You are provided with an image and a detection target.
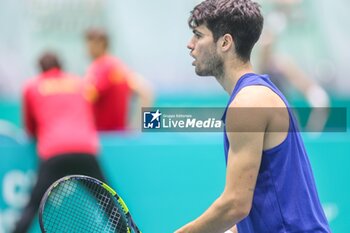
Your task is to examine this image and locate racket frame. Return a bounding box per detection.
[38,175,141,233]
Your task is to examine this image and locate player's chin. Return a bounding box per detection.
[195,67,211,77]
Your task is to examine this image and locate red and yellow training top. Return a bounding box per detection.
[23,68,99,160]
[85,54,132,131]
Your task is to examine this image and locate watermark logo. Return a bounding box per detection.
[143,109,162,129]
[142,108,223,132]
[142,107,347,133]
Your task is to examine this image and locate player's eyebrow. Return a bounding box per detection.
[193,29,204,36]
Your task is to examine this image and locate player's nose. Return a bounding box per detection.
[187,37,195,50]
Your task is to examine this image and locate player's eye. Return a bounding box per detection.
[194,33,201,39]
[192,30,202,39]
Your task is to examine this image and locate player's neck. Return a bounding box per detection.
[216,60,254,95]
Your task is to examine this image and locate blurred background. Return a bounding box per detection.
[0,0,349,232]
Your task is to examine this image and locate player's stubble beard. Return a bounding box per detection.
[195,45,224,79]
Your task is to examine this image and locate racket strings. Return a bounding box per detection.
[42,178,129,233]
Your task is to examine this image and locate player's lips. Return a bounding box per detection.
[190,53,196,66]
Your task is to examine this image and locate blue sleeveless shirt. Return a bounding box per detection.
[222,73,331,233]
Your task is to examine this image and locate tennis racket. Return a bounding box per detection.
[39,175,141,233]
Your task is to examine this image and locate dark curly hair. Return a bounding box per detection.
[189,0,263,62]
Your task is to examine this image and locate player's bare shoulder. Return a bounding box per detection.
[226,86,273,133]
[230,85,284,108]
[228,85,289,149]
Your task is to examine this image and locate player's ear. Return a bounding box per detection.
[220,34,233,52]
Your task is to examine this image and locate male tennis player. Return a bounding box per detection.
[175,0,331,232]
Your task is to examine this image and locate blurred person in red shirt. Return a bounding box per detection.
[85,28,154,131]
[12,52,106,233]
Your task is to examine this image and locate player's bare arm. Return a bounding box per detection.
[175,86,285,233]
